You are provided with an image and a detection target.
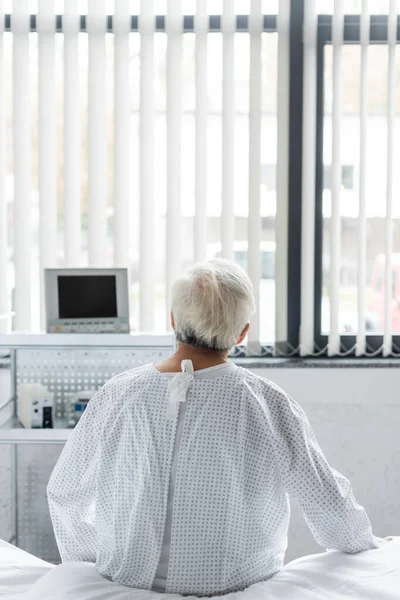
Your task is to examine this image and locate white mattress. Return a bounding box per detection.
[1,538,400,600]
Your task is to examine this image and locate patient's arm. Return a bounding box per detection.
[47,389,105,563]
[274,392,380,553]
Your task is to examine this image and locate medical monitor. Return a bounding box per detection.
[45,268,130,333]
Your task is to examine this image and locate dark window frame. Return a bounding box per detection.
[314,14,400,357]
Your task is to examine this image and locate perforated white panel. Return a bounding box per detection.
[17,444,63,562]
[16,347,172,420]
[0,444,13,543]
[11,346,172,561]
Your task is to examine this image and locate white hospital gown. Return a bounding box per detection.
[47,361,380,597]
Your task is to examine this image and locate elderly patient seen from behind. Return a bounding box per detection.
[47,259,386,597]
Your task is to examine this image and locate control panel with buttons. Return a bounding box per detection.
[48,319,130,334]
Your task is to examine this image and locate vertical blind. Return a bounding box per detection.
[114,0,130,272]
[246,0,263,355]
[221,0,235,263]
[356,0,369,357]
[38,0,57,331]
[194,0,207,265]
[0,2,290,350]
[300,0,400,357]
[275,0,290,351]
[12,0,32,332]
[165,0,183,330]
[383,0,398,357]
[139,0,155,332]
[300,0,317,356]
[87,0,107,268]
[64,0,81,269]
[328,0,344,357]
[0,2,6,331]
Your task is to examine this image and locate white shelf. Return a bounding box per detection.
[0,410,71,444]
[0,333,175,349]
[0,426,71,444]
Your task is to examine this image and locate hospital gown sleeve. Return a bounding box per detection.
[47,387,106,563]
[274,392,380,553]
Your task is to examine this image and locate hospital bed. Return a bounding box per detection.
[1,338,400,598]
[1,537,400,600]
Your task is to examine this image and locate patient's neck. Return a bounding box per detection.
[155,343,229,373]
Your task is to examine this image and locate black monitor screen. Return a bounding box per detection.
[58,275,117,319]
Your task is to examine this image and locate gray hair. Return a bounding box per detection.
[171,259,256,352]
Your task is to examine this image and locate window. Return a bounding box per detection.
[374,268,383,294]
[323,165,354,190]
[261,164,277,190]
[392,269,398,299]
[1,2,399,357]
[311,4,400,356]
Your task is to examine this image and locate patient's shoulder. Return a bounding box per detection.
[238,367,301,415]
[238,366,287,398]
[89,364,154,409]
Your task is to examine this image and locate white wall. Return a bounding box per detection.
[254,367,400,562]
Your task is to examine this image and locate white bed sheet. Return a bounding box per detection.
[0,540,53,598]
[2,538,400,600]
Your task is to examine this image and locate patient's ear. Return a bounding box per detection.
[170,312,175,330]
[236,323,250,345]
